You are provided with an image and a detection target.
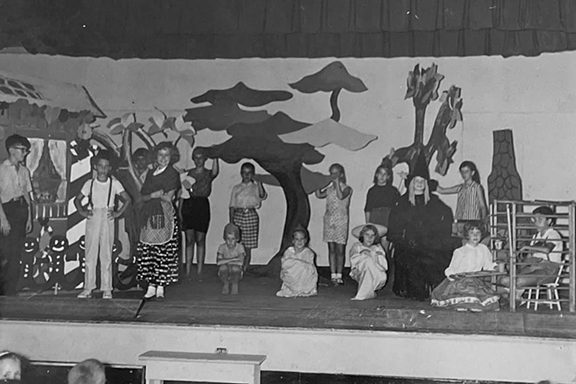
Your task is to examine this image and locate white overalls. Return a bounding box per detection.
[83,178,115,292]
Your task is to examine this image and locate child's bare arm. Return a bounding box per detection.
[437,184,461,194]
[74,193,92,218]
[211,158,220,177]
[160,189,176,202]
[111,191,131,219]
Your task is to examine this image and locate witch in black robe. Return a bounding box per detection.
[388,154,458,300]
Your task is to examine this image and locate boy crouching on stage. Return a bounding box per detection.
[74,151,130,299]
[217,223,245,295]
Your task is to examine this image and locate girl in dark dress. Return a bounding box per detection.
[388,154,457,300]
[179,148,219,280]
[137,142,181,300]
[364,165,400,227]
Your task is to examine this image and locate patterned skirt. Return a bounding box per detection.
[136,217,180,287]
[431,277,500,311]
[323,213,349,245]
[232,209,259,249]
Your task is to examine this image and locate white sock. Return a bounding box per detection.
[145,285,156,297]
[156,286,165,297]
[335,273,342,279]
[331,273,337,280]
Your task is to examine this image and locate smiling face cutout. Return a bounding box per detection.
[23,237,39,254]
[49,235,69,253]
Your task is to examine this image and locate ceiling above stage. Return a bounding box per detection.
[1,0,576,59]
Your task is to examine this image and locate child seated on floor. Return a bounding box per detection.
[276,227,318,298]
[499,206,564,301]
[349,224,388,300]
[217,223,245,295]
[431,221,500,312]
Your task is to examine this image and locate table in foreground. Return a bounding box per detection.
[139,350,266,384]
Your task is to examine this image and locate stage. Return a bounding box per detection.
[1,268,576,383]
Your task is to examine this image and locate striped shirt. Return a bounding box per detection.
[455,181,486,221]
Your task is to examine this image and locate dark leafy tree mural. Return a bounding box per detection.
[382,63,463,176]
[185,63,376,274]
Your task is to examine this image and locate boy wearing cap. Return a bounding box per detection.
[0,134,33,296]
[500,206,564,300]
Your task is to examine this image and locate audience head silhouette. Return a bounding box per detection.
[68,359,106,384]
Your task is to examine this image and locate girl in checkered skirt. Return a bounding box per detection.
[229,162,267,270]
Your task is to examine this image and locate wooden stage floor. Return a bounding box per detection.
[2,267,576,340]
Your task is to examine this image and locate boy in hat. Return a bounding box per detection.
[0,134,33,296]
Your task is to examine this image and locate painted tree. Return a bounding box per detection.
[383,64,463,176]
[185,67,376,273]
[289,61,368,122]
[107,109,195,190]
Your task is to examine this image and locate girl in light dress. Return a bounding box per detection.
[349,224,388,300]
[277,228,318,298]
[315,163,352,286]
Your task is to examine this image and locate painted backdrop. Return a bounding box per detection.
[1,52,575,265]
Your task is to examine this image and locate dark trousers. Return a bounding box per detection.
[0,200,28,295]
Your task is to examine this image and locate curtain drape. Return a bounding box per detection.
[2,0,576,59]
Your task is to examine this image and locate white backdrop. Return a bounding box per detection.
[1,52,576,265]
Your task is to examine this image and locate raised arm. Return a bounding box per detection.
[211,158,220,178]
[436,184,462,195]
[334,180,352,200]
[256,180,267,200]
[315,183,329,199]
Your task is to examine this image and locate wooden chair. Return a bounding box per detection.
[526,263,566,311]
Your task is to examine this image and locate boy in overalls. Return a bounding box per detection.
[74,151,130,299]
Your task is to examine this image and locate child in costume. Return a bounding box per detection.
[217,223,245,295]
[349,224,388,300]
[75,151,130,299]
[277,227,318,298]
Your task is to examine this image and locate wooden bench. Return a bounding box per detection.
[139,350,266,384]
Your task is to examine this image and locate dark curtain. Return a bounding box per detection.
[1,0,576,59]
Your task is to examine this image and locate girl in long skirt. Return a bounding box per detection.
[137,142,181,300]
[431,222,500,311]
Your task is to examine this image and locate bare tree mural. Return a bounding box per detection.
[383,64,463,176]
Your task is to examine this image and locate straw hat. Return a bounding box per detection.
[351,223,388,238]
